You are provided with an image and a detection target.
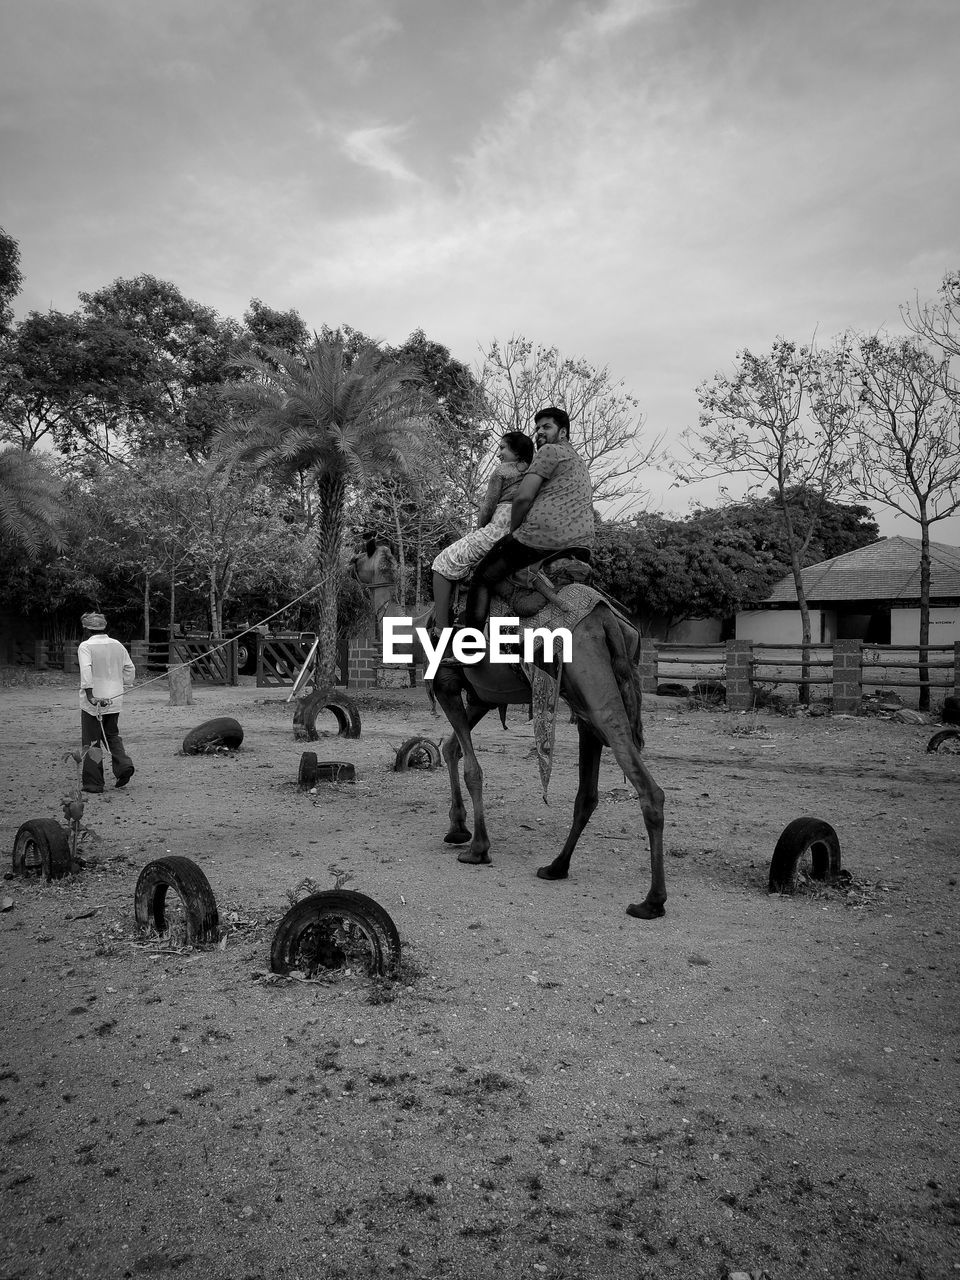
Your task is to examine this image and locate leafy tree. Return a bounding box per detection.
[476,335,660,508]
[688,490,879,580]
[0,227,23,333]
[243,299,310,361]
[76,275,243,458]
[679,337,856,700]
[594,512,778,636]
[848,334,960,709]
[217,336,427,683]
[0,309,158,454]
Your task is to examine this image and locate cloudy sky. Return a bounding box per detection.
[3,0,958,539]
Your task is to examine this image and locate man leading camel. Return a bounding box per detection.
[459,406,595,635]
[78,611,136,793]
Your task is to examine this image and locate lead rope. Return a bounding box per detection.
[123,571,336,696]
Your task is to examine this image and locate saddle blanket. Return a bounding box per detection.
[491,583,609,801]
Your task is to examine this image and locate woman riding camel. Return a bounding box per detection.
[431,430,535,631]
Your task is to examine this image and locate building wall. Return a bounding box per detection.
[735,609,824,644]
[890,606,960,646]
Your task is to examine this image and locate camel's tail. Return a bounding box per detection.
[602,608,644,753]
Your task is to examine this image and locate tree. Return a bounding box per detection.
[242,299,309,362]
[688,490,880,578]
[476,335,660,509]
[352,329,488,607]
[0,446,63,557]
[0,227,23,333]
[76,275,243,458]
[594,511,778,636]
[848,334,960,709]
[217,336,427,683]
[679,337,856,701]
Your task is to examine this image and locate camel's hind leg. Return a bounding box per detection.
[565,613,666,919]
[436,689,492,864]
[617,746,666,920]
[603,726,665,918]
[537,723,602,881]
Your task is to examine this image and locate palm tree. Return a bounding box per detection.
[218,336,427,684]
[0,446,63,556]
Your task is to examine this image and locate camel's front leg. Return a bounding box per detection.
[537,723,602,881]
[434,680,492,864]
[441,728,470,845]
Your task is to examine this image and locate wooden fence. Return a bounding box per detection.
[7,632,959,711]
[640,639,960,712]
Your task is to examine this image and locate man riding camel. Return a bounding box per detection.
[459,406,595,635]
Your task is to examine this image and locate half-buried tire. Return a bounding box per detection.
[298,751,319,788]
[271,890,401,977]
[768,816,843,895]
[294,689,361,741]
[394,736,442,772]
[927,728,960,754]
[182,717,244,755]
[134,856,219,945]
[12,819,72,881]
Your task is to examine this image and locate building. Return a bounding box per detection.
[736,537,960,645]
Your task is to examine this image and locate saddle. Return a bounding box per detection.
[496,548,594,618]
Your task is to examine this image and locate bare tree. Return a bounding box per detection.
[848,333,960,710]
[476,335,660,510]
[903,269,960,364]
[678,337,856,702]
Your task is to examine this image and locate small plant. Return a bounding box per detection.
[284,875,324,907]
[60,742,102,866]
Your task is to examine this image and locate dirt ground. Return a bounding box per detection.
[0,672,958,1280]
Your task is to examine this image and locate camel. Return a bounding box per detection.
[431,590,666,920]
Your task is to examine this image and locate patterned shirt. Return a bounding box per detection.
[514,441,595,551]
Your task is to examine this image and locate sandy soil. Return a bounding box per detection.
[0,673,958,1280]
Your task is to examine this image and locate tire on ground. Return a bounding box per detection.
[12,819,72,881]
[298,751,319,788]
[270,889,401,977]
[181,717,244,755]
[294,689,361,741]
[927,728,960,754]
[315,761,356,783]
[134,855,220,944]
[394,736,442,772]
[768,816,843,894]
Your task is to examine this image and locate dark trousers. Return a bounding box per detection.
[81,710,134,791]
[461,534,551,631]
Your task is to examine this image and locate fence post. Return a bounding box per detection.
[725,640,754,710]
[953,641,960,700]
[129,640,148,673]
[34,640,47,671]
[831,639,862,714]
[167,663,193,705]
[637,637,658,694]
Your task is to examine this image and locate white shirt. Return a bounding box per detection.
[78,634,136,712]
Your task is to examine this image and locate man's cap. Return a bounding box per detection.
[81,612,107,631]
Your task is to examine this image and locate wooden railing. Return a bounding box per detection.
[638,639,960,712]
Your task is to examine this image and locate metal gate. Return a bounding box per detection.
[256,633,347,687]
[170,637,239,686]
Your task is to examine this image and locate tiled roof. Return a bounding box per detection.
[762,537,960,603]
